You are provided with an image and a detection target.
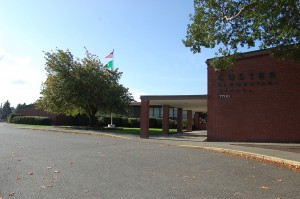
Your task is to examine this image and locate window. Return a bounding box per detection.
[153,107,161,118]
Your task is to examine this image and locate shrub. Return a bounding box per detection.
[7,113,20,123]
[149,118,157,128]
[121,117,129,127]
[113,117,123,126]
[76,114,89,126]
[182,119,188,129]
[128,118,140,127]
[98,116,124,127]
[12,116,51,125]
[156,118,162,128]
[98,116,110,127]
[169,119,177,129]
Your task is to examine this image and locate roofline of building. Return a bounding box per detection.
[205,48,271,64]
[140,95,207,101]
[130,102,142,106]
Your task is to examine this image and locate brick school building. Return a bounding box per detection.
[207,49,300,142]
[139,49,300,143]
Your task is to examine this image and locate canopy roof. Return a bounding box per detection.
[140,95,207,112]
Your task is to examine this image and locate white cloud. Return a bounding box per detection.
[11,80,26,85]
[0,48,45,107]
[129,88,148,102]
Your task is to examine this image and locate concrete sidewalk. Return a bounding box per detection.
[14,125,300,171]
[147,131,300,170]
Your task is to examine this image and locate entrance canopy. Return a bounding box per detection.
[140,95,207,112]
[139,95,208,138]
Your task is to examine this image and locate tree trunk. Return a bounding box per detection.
[88,114,97,127]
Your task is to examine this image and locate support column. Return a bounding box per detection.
[187,110,193,132]
[140,100,150,138]
[162,104,169,135]
[177,108,183,133]
[194,112,200,130]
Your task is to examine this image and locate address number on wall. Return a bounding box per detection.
[219,94,231,99]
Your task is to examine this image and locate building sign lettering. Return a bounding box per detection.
[216,71,278,97]
[219,94,231,99]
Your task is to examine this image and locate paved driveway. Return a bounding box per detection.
[1,125,299,199]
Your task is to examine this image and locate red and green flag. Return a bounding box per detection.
[105,51,114,59]
[104,50,114,69]
[105,60,113,69]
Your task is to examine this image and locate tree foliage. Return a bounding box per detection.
[2,100,12,119]
[37,49,133,126]
[183,0,300,70]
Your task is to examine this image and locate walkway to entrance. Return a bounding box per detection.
[139,95,207,138]
[152,130,208,142]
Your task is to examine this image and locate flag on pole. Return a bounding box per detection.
[105,51,114,59]
[105,60,113,69]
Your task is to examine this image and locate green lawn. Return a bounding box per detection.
[13,124,177,136]
[101,127,178,136]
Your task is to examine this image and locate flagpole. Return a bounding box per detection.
[110,113,113,125]
[109,49,115,128]
[112,49,115,69]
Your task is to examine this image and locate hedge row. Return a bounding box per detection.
[98,117,141,127]
[7,114,187,128]
[98,117,181,128]
[7,113,20,123]
[11,116,51,125]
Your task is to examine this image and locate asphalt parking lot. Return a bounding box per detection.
[1,125,299,199]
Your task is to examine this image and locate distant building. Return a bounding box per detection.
[17,105,83,126]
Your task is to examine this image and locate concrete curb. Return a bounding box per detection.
[18,127,132,140]
[179,145,300,171]
[57,129,133,140]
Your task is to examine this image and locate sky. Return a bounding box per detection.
[0,0,218,107]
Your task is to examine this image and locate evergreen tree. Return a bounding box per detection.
[2,100,12,120]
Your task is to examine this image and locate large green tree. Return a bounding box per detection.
[183,0,300,70]
[37,49,133,126]
[2,100,12,120]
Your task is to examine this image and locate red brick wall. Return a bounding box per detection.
[19,108,56,121]
[162,105,170,135]
[140,100,150,138]
[207,53,300,142]
[19,107,77,126]
[194,112,200,130]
